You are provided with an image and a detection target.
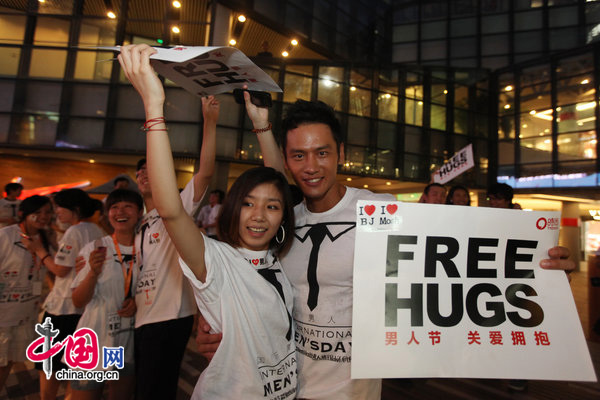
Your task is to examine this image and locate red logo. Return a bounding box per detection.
[152,233,159,239]
[252,259,259,266]
[364,205,376,216]
[386,204,398,215]
[536,218,547,230]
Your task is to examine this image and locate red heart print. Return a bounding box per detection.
[364,205,375,216]
[152,233,159,238]
[13,294,19,299]
[386,204,398,215]
[66,245,72,250]
[252,259,259,265]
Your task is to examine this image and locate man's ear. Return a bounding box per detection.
[338,142,345,165]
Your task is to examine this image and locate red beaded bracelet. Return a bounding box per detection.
[252,122,272,134]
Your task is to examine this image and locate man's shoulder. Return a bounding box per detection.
[346,187,395,202]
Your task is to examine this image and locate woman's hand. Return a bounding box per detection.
[243,85,269,130]
[118,44,165,114]
[88,247,107,277]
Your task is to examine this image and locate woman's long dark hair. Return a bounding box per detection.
[217,167,295,256]
[19,195,52,253]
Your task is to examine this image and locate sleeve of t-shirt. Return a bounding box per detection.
[54,227,81,268]
[71,242,94,290]
[178,235,225,332]
[180,178,203,216]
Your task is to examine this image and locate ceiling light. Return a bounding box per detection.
[363,184,369,188]
[504,85,513,92]
[229,39,236,45]
[107,11,116,19]
[346,177,352,181]
[172,26,180,33]
[386,182,391,186]
[282,51,289,57]
[504,104,511,109]
[350,86,356,91]
[291,39,298,46]
[172,1,181,8]
[238,15,246,22]
[581,79,589,85]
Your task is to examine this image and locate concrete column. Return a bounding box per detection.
[209,3,232,46]
[559,201,581,271]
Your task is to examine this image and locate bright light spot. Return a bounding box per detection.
[107,11,116,19]
[172,26,180,33]
[291,39,298,46]
[581,78,589,84]
[172,1,181,8]
[386,182,391,186]
[504,85,513,92]
[576,101,596,111]
[282,51,289,57]
[346,177,352,181]
[544,139,551,144]
[530,110,536,115]
[237,15,246,22]
[522,124,528,128]
[363,184,368,188]
[89,159,95,164]
[350,86,356,91]
[504,104,511,109]
[229,39,236,45]
[443,90,448,94]
[384,93,391,99]
[322,79,334,88]
[418,101,423,106]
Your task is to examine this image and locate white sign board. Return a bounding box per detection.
[352,201,596,382]
[432,144,474,184]
[99,46,281,96]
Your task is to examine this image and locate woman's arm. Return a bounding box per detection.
[21,235,71,277]
[193,97,219,203]
[118,44,207,282]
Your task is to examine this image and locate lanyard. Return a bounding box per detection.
[111,234,135,299]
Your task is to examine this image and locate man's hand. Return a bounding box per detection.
[540,246,575,281]
[202,95,220,124]
[196,313,222,361]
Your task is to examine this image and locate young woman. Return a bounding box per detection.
[445,185,471,206]
[70,189,142,400]
[0,195,54,391]
[118,44,298,399]
[34,189,105,399]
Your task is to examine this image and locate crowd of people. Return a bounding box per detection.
[0,43,577,400]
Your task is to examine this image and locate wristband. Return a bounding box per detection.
[41,254,50,264]
[252,122,272,134]
[141,117,168,132]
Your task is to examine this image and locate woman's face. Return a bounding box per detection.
[24,203,53,232]
[55,206,77,224]
[237,183,284,251]
[451,189,470,206]
[108,201,141,234]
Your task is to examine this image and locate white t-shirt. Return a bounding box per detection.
[179,237,297,400]
[196,204,221,236]
[71,236,138,370]
[134,179,198,328]
[44,222,104,315]
[0,198,21,228]
[282,187,394,399]
[0,224,46,327]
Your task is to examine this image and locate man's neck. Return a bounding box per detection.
[114,230,135,246]
[305,184,347,213]
[143,195,155,212]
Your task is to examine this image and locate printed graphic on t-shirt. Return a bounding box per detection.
[136,266,157,305]
[258,349,297,400]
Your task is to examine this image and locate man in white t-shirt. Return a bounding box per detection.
[0,183,23,228]
[199,99,577,399]
[195,189,223,238]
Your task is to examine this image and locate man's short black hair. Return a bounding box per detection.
[424,182,444,195]
[5,182,23,194]
[487,182,514,202]
[114,176,129,187]
[136,158,147,171]
[280,100,342,155]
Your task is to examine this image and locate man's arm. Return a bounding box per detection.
[196,312,222,361]
[192,96,219,203]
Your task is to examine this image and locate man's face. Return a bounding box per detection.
[488,194,510,208]
[284,123,344,211]
[136,164,150,195]
[424,186,446,204]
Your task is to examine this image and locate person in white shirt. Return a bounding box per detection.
[196,189,224,239]
[0,183,23,228]
[0,195,53,392]
[118,44,298,399]
[31,189,105,399]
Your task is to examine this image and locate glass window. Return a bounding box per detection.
[404,125,422,153]
[0,47,20,76]
[345,145,366,174]
[241,131,263,162]
[557,103,596,133]
[421,21,447,40]
[60,119,105,149]
[11,115,58,146]
[422,2,448,19]
[318,78,343,111]
[474,112,489,137]
[521,65,550,86]
[29,49,67,78]
[70,85,108,117]
[217,95,242,127]
[454,109,469,134]
[431,82,447,105]
[377,121,396,150]
[169,123,201,154]
[165,89,202,122]
[451,37,476,58]
[0,115,9,143]
[111,121,146,151]
[377,92,398,122]
[482,34,509,56]
[482,56,509,70]
[254,0,284,22]
[422,40,446,60]
[451,1,477,16]
[312,20,332,48]
[450,17,476,37]
[405,99,423,126]
[498,89,514,115]
[520,83,551,113]
[392,43,417,63]
[482,14,509,34]
[514,31,544,53]
[393,24,418,42]
[404,153,424,180]
[283,73,312,103]
[405,73,423,99]
[549,6,578,27]
[498,140,515,165]
[454,85,468,109]
[349,87,371,117]
[74,51,114,81]
[79,19,118,46]
[0,13,26,44]
[116,87,146,119]
[556,160,597,182]
[519,112,552,138]
[33,17,70,46]
[215,127,238,158]
[557,75,594,105]
[347,116,370,146]
[0,81,14,111]
[286,4,309,34]
[520,136,552,163]
[37,0,73,15]
[499,115,515,139]
[550,27,578,51]
[482,0,510,13]
[431,104,446,131]
[377,149,395,176]
[557,53,593,79]
[454,135,469,153]
[25,82,62,113]
[557,131,597,160]
[351,69,372,89]
[514,10,542,31]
